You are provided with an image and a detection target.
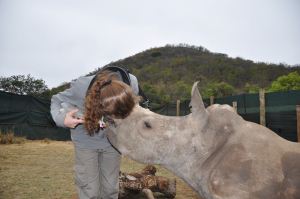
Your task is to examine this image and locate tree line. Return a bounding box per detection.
[1,71,299,105]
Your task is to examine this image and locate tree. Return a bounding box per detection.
[173,81,192,100]
[244,83,260,93]
[202,82,235,98]
[268,71,300,92]
[142,83,162,104]
[0,74,48,97]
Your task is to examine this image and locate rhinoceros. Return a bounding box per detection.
[107,82,300,199]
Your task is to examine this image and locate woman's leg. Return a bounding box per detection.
[74,147,101,199]
[99,145,121,199]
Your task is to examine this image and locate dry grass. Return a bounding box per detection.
[0,140,200,199]
[0,132,26,144]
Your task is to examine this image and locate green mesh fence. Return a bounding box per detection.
[152,90,300,142]
[0,91,70,140]
[0,90,299,141]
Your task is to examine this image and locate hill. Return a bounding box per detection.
[86,44,300,104]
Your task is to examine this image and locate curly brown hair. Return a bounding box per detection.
[84,70,139,135]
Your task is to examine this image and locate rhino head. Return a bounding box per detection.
[107,82,300,199]
[107,82,238,190]
[107,82,209,163]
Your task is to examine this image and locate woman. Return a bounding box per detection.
[51,69,139,199]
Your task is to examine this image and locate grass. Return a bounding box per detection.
[0,131,26,144]
[0,140,201,199]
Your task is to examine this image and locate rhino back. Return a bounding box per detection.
[200,106,300,199]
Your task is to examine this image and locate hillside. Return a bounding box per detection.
[86,44,300,104]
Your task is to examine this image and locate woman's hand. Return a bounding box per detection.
[64,109,84,128]
[99,116,107,130]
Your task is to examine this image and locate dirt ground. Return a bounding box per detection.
[0,140,201,199]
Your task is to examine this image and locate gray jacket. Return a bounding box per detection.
[50,73,139,149]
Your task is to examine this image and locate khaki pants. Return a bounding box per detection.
[74,145,121,199]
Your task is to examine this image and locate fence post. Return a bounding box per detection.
[232,101,237,113]
[210,96,214,105]
[166,103,169,115]
[297,105,300,142]
[259,89,266,126]
[176,100,180,116]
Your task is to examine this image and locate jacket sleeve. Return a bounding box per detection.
[50,80,79,128]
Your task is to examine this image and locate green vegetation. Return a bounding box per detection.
[267,71,300,92]
[0,75,48,98]
[104,44,300,103]
[244,83,260,93]
[0,74,70,99]
[202,82,235,98]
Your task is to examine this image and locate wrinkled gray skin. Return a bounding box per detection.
[107,82,300,199]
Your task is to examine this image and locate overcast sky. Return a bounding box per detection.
[0,0,299,88]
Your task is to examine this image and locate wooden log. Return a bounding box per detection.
[176,100,180,116]
[232,101,237,113]
[297,105,300,143]
[210,96,214,105]
[259,89,266,126]
[119,165,176,199]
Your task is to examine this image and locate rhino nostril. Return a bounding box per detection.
[144,121,152,129]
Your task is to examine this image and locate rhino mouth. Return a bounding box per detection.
[104,115,121,140]
[103,115,117,128]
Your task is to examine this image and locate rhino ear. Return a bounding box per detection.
[190,82,207,117]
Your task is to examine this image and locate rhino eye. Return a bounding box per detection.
[144,121,152,129]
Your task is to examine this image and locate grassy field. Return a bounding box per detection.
[0,140,201,199]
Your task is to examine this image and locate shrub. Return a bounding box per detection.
[0,131,26,144]
[268,71,300,92]
[41,138,51,144]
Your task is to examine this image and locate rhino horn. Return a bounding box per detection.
[190,82,208,118]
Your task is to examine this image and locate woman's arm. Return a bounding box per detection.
[50,78,86,128]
